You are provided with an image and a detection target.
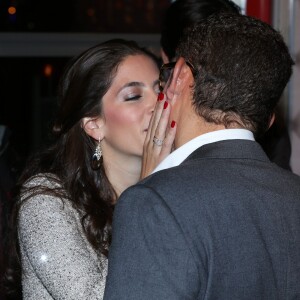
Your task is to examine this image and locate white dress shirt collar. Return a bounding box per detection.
[152,129,254,174]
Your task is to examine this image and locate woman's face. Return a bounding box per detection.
[100,54,160,158]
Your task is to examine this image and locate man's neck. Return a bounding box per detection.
[174,115,226,149]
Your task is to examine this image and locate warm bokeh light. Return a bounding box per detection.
[8,6,16,15]
[43,64,53,77]
[87,8,95,17]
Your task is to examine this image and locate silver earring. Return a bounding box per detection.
[92,139,102,169]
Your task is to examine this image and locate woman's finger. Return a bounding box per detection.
[159,120,176,158]
[144,93,162,146]
[152,100,170,151]
[141,100,176,179]
[148,92,165,141]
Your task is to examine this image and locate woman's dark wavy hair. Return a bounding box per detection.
[2,39,158,299]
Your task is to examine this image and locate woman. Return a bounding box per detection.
[5,39,175,299]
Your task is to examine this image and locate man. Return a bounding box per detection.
[160,0,292,171]
[104,13,300,299]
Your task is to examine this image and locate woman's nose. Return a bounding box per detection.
[148,92,158,112]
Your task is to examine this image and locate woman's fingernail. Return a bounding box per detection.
[163,101,168,109]
[158,92,164,101]
[171,120,176,128]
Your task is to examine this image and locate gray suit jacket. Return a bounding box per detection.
[104,140,300,300]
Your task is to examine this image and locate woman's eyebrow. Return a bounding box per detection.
[118,81,145,93]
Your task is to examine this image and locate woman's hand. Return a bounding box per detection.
[140,92,176,179]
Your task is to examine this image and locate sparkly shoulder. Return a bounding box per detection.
[18,174,107,299]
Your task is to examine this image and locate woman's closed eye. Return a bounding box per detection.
[125,94,142,101]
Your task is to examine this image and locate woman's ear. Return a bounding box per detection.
[81,117,104,141]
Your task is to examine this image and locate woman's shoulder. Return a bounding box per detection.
[19,173,68,211]
[23,173,61,189]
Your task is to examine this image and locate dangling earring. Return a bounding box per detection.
[91,138,102,170]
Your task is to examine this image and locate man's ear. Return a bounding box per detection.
[166,57,192,99]
[269,113,275,129]
[81,117,104,141]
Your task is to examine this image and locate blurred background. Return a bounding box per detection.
[0,0,299,175]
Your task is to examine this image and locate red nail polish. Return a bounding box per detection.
[163,101,168,109]
[171,120,176,128]
[158,92,164,101]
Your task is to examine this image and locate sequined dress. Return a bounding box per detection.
[18,175,107,299]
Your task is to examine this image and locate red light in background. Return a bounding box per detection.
[43,64,53,77]
[246,0,272,24]
[8,6,16,15]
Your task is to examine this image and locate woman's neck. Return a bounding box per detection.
[102,153,142,200]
